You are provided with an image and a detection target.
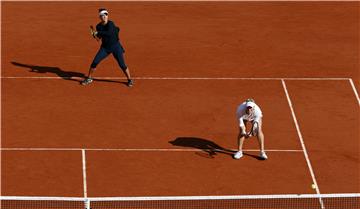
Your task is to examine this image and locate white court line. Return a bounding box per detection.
[2,193,360,201]
[0,76,351,81]
[0,148,302,152]
[81,149,88,199]
[281,80,324,209]
[349,79,360,106]
[0,0,356,2]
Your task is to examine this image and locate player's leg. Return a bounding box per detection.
[234,121,248,159]
[112,44,133,87]
[252,119,267,159]
[82,47,109,85]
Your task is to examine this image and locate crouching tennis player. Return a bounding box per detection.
[81,8,133,87]
[234,99,268,160]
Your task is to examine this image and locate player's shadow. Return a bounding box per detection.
[169,137,265,160]
[11,61,128,86]
[11,61,85,82]
[169,137,235,158]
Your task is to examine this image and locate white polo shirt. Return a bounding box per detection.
[236,102,263,127]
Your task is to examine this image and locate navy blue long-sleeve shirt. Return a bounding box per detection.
[96,20,124,51]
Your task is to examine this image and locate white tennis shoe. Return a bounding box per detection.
[81,77,93,86]
[234,151,243,159]
[260,151,268,160]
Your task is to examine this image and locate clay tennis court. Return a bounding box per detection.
[1,1,359,209]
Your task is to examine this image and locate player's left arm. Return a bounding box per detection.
[248,121,257,137]
[248,106,262,137]
[249,116,261,137]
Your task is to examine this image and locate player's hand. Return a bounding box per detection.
[90,25,100,41]
[90,29,97,37]
[91,30,98,37]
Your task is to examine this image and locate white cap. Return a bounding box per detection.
[99,10,108,16]
[246,101,256,108]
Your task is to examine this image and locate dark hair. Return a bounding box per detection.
[98,8,107,13]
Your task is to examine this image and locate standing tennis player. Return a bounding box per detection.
[234,99,268,160]
[81,8,133,87]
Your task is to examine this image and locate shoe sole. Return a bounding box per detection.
[234,154,243,159]
[260,156,268,160]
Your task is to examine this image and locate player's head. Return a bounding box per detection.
[245,99,255,114]
[245,98,255,103]
[98,8,109,22]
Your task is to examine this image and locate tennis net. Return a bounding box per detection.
[1,193,359,209]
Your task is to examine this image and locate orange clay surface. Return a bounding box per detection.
[1,1,359,198]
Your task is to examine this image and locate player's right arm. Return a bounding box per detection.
[90,25,100,41]
[239,117,247,137]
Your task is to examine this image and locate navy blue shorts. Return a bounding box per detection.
[90,42,127,70]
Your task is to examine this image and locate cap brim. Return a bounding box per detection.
[246,102,255,108]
